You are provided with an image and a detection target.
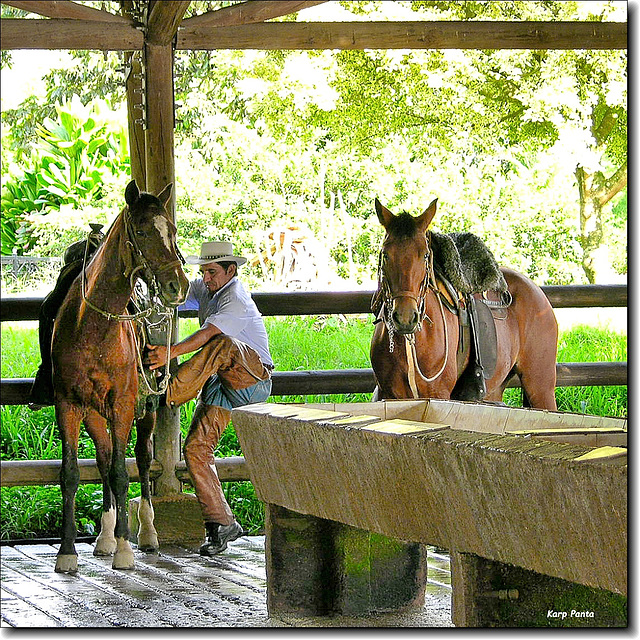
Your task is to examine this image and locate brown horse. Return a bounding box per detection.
[370,199,558,408]
[51,180,189,573]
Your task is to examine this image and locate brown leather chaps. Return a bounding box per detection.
[170,334,270,525]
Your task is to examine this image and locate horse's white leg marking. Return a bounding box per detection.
[55,554,78,574]
[137,498,159,551]
[112,536,135,570]
[153,215,173,251]
[93,507,117,556]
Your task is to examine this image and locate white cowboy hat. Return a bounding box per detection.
[185,241,247,266]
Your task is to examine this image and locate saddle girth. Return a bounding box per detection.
[434,272,511,402]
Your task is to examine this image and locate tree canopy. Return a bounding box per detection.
[1,0,627,287]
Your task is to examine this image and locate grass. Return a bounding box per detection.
[0,317,627,539]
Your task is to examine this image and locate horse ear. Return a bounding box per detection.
[125,180,140,207]
[374,198,395,228]
[157,183,173,208]
[417,198,438,232]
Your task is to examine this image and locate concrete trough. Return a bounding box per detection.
[232,399,626,623]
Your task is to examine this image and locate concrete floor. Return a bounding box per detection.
[1,536,453,628]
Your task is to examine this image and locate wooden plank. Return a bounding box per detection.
[1,565,111,627]
[1,0,131,22]
[182,1,327,28]
[0,457,249,487]
[523,432,626,448]
[1,585,65,628]
[506,426,627,448]
[0,361,628,409]
[0,458,162,487]
[543,283,628,307]
[146,0,190,46]
[177,20,627,51]
[0,18,143,50]
[0,540,273,628]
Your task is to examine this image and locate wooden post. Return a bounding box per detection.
[122,1,146,189]
[144,42,175,194]
[125,49,147,189]
[143,40,181,496]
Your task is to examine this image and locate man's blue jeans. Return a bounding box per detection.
[201,374,272,410]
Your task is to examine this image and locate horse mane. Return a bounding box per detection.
[387,212,422,238]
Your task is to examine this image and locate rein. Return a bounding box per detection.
[80,212,182,396]
[377,236,450,395]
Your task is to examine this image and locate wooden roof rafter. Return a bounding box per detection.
[1,0,130,22]
[181,1,326,29]
[146,0,190,46]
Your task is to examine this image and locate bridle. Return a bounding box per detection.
[377,232,450,394]
[80,209,186,396]
[81,210,184,321]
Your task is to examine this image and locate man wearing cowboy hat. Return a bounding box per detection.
[145,240,273,556]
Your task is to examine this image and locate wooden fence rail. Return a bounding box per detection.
[0,285,627,490]
[0,285,628,322]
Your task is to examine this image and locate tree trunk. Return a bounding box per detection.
[575,161,626,284]
[576,167,604,284]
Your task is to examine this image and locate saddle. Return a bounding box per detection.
[430,231,511,401]
[29,225,105,408]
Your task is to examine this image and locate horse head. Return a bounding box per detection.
[124,180,189,307]
[375,198,438,334]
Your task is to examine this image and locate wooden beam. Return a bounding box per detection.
[0,361,627,407]
[1,17,625,52]
[0,456,249,487]
[0,18,143,50]
[177,20,627,51]
[181,0,327,28]
[146,0,190,46]
[122,2,146,188]
[143,40,180,496]
[0,0,131,22]
[143,44,176,201]
[0,285,628,323]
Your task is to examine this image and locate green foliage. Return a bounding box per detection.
[1,98,129,255]
[1,0,627,282]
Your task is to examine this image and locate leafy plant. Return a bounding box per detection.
[1,98,128,255]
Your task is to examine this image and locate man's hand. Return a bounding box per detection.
[145,344,168,370]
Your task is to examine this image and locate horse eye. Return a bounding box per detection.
[136,229,146,238]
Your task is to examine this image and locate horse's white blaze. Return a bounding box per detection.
[153,215,173,251]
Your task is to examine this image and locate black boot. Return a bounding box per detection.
[199,521,244,556]
[28,365,55,409]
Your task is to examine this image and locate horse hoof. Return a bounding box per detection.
[112,553,135,570]
[137,541,159,553]
[55,554,78,574]
[112,538,135,569]
[93,536,117,557]
[137,531,159,552]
